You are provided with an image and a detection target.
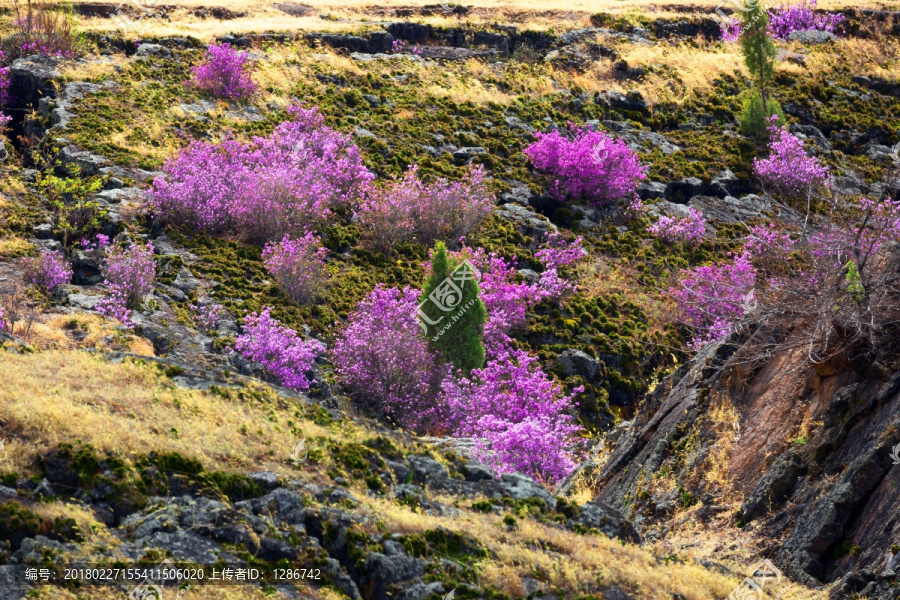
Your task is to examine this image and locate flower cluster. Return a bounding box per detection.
[768,0,845,39]
[391,39,422,55]
[669,252,757,349]
[22,250,72,293]
[754,118,830,197]
[190,43,256,100]
[357,164,494,254]
[96,242,156,326]
[440,350,583,483]
[262,233,328,305]
[524,124,646,203]
[148,105,373,243]
[234,308,325,391]
[80,233,111,252]
[191,298,224,333]
[331,286,441,428]
[719,17,743,42]
[647,208,707,245]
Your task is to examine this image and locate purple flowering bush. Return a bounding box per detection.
[440,350,584,483]
[647,207,707,245]
[357,164,494,253]
[96,242,156,326]
[669,252,757,349]
[22,249,72,293]
[524,125,646,203]
[3,0,80,60]
[754,118,830,197]
[768,0,845,39]
[148,105,373,244]
[190,43,257,100]
[719,0,845,41]
[235,308,325,391]
[262,233,328,305]
[191,298,224,333]
[331,286,441,427]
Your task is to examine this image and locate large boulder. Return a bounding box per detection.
[573,498,642,543]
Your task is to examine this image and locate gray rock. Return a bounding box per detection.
[500,472,556,509]
[362,93,380,106]
[636,181,667,201]
[646,200,692,219]
[787,30,838,44]
[504,115,533,132]
[407,455,448,485]
[354,126,378,138]
[688,194,771,224]
[0,564,30,600]
[574,498,641,542]
[72,249,105,285]
[32,223,54,240]
[171,268,201,294]
[248,471,282,491]
[363,552,426,598]
[557,349,602,381]
[58,145,109,177]
[452,146,487,163]
[704,169,743,198]
[498,180,533,205]
[403,581,447,600]
[462,463,495,482]
[33,478,56,499]
[739,451,804,522]
[665,177,704,204]
[135,43,172,57]
[67,293,103,310]
[495,203,556,243]
[9,55,60,106]
[385,459,410,484]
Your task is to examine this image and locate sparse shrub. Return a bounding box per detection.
[669,252,757,349]
[754,117,830,197]
[190,43,256,100]
[420,242,487,372]
[331,285,441,428]
[234,308,324,391]
[262,233,328,305]
[472,234,585,356]
[524,124,646,203]
[96,242,156,326]
[439,349,584,483]
[647,208,707,245]
[357,164,494,253]
[2,0,81,60]
[22,249,71,293]
[191,297,223,333]
[739,89,784,139]
[148,105,372,244]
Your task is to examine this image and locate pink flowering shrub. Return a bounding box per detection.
[331,286,441,427]
[262,233,328,305]
[2,1,80,60]
[391,39,422,55]
[357,164,494,253]
[190,43,256,100]
[768,0,845,39]
[439,350,583,483]
[22,249,71,293]
[754,118,830,197]
[647,208,707,245]
[719,0,845,41]
[149,105,373,243]
[80,233,111,252]
[191,298,224,333]
[524,125,646,203]
[669,252,757,349]
[234,308,324,391]
[96,242,156,326]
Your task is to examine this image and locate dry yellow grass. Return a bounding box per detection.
[0,350,351,479]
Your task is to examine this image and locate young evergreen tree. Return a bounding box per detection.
[739,2,783,139]
[420,242,486,372]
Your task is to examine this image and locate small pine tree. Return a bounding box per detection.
[740,2,782,139]
[739,89,785,139]
[420,242,486,372]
